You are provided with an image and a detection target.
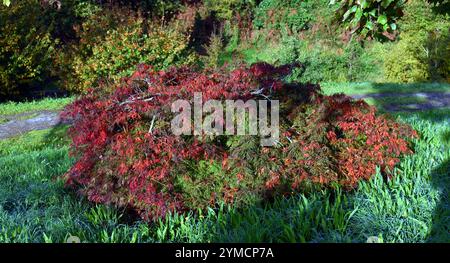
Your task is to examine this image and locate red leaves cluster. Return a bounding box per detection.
[327,96,417,187]
[62,63,287,220]
[254,93,418,193]
[62,63,418,221]
[321,94,417,187]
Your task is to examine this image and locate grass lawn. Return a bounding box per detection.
[0,97,75,126]
[0,84,448,243]
[321,82,450,96]
[0,97,74,116]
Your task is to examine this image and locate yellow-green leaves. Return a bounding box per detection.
[377,14,388,25]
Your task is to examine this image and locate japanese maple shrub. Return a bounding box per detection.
[62,63,417,221]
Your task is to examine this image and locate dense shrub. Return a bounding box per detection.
[399,0,449,34]
[61,63,289,220]
[382,0,450,82]
[99,0,184,18]
[0,0,106,98]
[383,33,430,83]
[294,47,349,83]
[427,30,450,82]
[0,1,56,97]
[204,0,256,20]
[62,63,417,221]
[230,90,418,194]
[58,7,197,93]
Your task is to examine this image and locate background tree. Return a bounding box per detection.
[332,0,408,40]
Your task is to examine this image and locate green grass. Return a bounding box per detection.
[321,82,450,96]
[0,96,449,243]
[0,97,74,116]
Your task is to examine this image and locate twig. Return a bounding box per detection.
[119,97,154,106]
[148,115,156,134]
[251,88,271,100]
[286,136,293,144]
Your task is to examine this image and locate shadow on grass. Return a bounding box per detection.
[397,109,449,242]
[428,158,450,242]
[41,123,71,147]
[370,82,449,93]
[428,129,450,242]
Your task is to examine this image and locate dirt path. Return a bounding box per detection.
[0,111,63,140]
[350,91,450,112]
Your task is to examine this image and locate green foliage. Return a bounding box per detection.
[0,1,57,97]
[333,0,407,40]
[200,32,225,69]
[212,1,384,83]
[68,0,184,18]
[240,34,382,83]
[204,0,256,20]
[174,160,261,211]
[293,45,350,83]
[0,1,192,96]
[58,8,197,93]
[0,96,73,116]
[383,31,449,83]
[0,0,100,98]
[383,33,430,82]
[382,0,450,83]
[71,1,102,18]
[320,82,450,96]
[427,30,450,82]
[400,0,449,33]
[228,0,447,83]
[253,0,316,33]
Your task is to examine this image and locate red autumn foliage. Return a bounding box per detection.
[242,92,418,196]
[62,63,290,220]
[62,63,417,221]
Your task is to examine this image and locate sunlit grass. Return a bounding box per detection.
[321,82,450,96]
[0,97,74,116]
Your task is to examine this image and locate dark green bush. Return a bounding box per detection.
[292,40,382,83]
[204,0,256,20]
[1,0,191,97]
[0,1,57,97]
